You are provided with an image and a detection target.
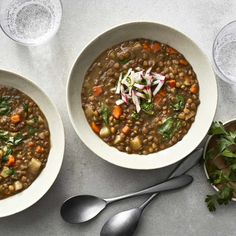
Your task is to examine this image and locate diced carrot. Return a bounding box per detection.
[7,155,15,167]
[112,105,122,119]
[179,59,188,65]
[28,141,35,147]
[154,94,163,106]
[10,114,21,124]
[151,43,161,53]
[167,47,177,54]
[91,122,101,134]
[154,89,167,106]
[122,125,130,135]
[190,84,199,94]
[93,86,103,96]
[143,43,151,52]
[35,146,45,154]
[168,80,176,88]
[159,90,167,97]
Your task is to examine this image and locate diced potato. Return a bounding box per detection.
[26,119,34,125]
[114,135,122,144]
[1,166,11,178]
[14,181,23,191]
[99,127,111,138]
[130,136,142,150]
[85,105,94,118]
[28,158,42,175]
[38,115,45,124]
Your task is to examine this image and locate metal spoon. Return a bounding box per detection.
[60,174,192,224]
[100,148,203,236]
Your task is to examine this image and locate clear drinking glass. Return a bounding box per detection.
[0,0,62,46]
[213,21,236,84]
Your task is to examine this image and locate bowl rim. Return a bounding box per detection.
[66,21,218,170]
[203,118,236,201]
[0,69,65,217]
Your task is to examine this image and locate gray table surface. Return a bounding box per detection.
[0,0,236,235]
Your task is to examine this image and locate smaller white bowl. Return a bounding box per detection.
[0,70,65,217]
[203,119,236,201]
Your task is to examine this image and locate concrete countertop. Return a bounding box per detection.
[0,0,236,235]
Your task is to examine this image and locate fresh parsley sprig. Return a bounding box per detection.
[205,121,236,211]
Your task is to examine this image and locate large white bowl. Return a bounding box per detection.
[0,70,65,217]
[67,22,217,170]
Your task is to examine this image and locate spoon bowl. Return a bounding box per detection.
[60,195,107,223]
[101,208,142,236]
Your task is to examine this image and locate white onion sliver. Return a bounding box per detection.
[153,80,165,96]
[115,73,123,94]
[136,92,146,99]
[133,83,145,89]
[116,99,124,105]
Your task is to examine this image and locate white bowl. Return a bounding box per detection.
[67,22,217,170]
[0,70,65,217]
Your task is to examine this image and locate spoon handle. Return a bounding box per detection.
[106,175,192,203]
[139,147,203,210]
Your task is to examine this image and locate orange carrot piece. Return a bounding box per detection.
[167,47,177,54]
[28,141,35,147]
[159,90,167,97]
[91,122,101,134]
[35,146,45,154]
[7,155,15,167]
[151,43,161,53]
[122,125,130,135]
[143,43,151,52]
[10,114,21,124]
[168,80,176,88]
[154,94,163,106]
[179,59,188,65]
[190,84,199,94]
[112,105,122,119]
[93,86,103,96]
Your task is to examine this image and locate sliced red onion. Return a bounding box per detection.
[132,91,141,113]
[133,83,145,89]
[136,91,146,99]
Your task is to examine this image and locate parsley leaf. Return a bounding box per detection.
[100,104,110,125]
[209,121,227,135]
[172,95,185,111]
[205,195,216,212]
[140,102,154,115]
[205,187,234,212]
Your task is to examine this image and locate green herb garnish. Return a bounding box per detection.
[0,97,11,115]
[0,130,9,142]
[131,112,140,120]
[100,104,110,125]
[140,102,154,115]
[172,95,185,111]
[158,117,175,139]
[119,59,130,65]
[205,186,234,212]
[204,121,236,211]
[29,126,38,135]
[23,103,29,113]
[158,118,181,140]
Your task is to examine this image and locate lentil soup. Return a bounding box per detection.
[0,86,50,199]
[81,39,200,155]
